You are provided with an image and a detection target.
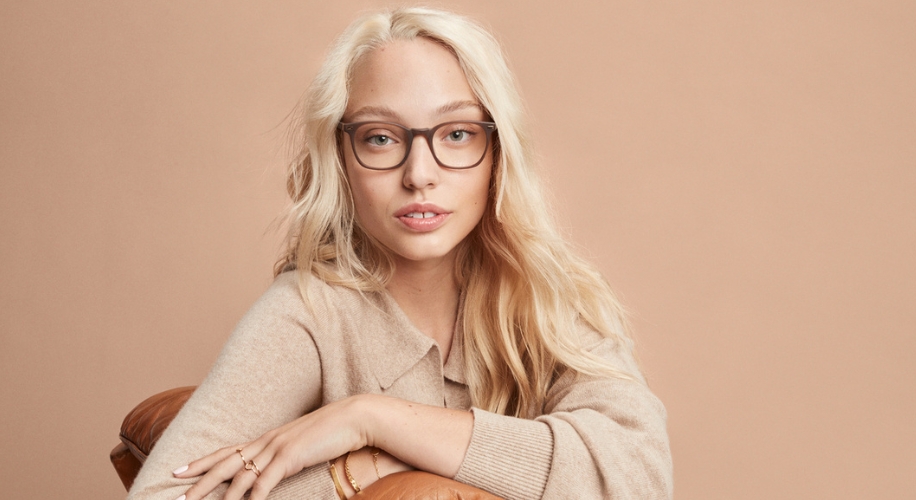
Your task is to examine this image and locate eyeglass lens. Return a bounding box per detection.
[348,122,490,169]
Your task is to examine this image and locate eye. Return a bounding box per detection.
[447,130,469,141]
[358,125,402,147]
[440,125,478,144]
[367,134,392,146]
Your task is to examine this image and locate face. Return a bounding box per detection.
[342,38,492,270]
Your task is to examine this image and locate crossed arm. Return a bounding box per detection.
[174,394,474,500]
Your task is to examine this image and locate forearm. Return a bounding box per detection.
[360,394,473,478]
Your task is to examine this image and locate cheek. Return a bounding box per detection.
[344,156,376,210]
[349,181,377,219]
[347,172,391,227]
[472,167,493,208]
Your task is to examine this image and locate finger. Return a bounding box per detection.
[222,464,260,500]
[173,445,239,478]
[182,449,251,500]
[223,447,277,500]
[247,455,288,500]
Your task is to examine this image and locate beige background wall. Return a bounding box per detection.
[1,1,913,498]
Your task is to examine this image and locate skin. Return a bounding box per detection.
[173,38,491,500]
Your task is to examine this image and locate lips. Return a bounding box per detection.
[395,202,450,232]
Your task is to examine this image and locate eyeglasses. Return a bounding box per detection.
[338,121,497,170]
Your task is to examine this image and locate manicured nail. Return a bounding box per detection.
[174,496,186,500]
[172,465,189,475]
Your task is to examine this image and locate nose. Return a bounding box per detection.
[402,134,440,190]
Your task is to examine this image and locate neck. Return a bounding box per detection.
[386,258,459,362]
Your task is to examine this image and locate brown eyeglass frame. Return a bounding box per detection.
[338,121,497,170]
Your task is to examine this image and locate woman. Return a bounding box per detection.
[128,7,672,500]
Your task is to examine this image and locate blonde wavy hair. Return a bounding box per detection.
[277,7,637,418]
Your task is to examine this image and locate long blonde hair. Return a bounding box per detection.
[277,7,637,418]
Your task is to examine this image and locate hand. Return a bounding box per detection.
[173,395,371,500]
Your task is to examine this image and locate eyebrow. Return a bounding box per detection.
[346,100,485,123]
[346,105,400,122]
[437,100,485,116]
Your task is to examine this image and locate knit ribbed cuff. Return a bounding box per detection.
[453,408,554,500]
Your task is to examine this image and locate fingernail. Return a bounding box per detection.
[174,496,186,500]
[172,465,189,475]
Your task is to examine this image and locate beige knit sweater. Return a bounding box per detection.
[127,272,672,499]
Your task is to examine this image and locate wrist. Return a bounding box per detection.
[375,447,414,476]
[332,448,389,498]
[351,393,385,449]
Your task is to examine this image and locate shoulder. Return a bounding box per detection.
[227,271,371,347]
[259,269,343,305]
[249,271,305,313]
[249,270,390,341]
[221,270,387,368]
[572,319,645,382]
[251,271,370,319]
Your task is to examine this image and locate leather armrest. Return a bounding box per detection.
[363,471,501,499]
[119,386,196,463]
[111,386,194,490]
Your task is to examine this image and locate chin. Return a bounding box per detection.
[397,251,453,264]
[389,242,459,265]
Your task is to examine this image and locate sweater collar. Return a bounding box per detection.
[370,290,468,389]
[443,324,467,385]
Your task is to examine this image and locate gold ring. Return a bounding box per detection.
[245,459,262,477]
[235,448,247,466]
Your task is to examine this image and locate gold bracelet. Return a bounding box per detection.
[329,460,347,500]
[370,447,381,480]
[344,451,361,493]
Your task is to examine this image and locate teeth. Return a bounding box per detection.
[405,212,437,219]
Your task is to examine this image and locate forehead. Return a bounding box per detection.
[345,38,482,122]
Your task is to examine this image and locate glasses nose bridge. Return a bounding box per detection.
[404,126,438,160]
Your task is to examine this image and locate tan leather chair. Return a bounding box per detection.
[111,387,501,499]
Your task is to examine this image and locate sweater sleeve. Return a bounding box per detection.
[127,278,337,500]
[453,335,673,500]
